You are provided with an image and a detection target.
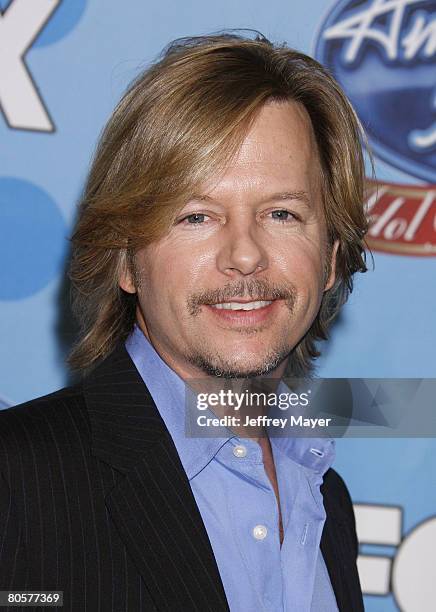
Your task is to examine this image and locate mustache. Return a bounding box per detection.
[187,279,297,314]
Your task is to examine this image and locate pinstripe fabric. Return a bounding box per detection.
[0,344,363,611]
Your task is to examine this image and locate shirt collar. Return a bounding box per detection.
[125,324,335,479]
[267,379,336,475]
[125,324,233,480]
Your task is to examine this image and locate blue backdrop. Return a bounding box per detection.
[1,1,435,610]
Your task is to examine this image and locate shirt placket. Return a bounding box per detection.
[280,466,327,611]
[220,438,285,611]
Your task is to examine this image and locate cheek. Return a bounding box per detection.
[137,243,211,313]
[275,238,326,290]
[157,239,215,285]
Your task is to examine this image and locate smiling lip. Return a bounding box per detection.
[204,299,281,326]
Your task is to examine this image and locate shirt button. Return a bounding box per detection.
[253,524,268,540]
[233,444,247,458]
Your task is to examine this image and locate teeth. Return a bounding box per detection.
[210,300,273,311]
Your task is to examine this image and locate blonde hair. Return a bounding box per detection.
[69,32,369,375]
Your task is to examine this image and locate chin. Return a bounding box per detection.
[200,354,284,379]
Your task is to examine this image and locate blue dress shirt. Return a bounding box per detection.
[126,325,339,611]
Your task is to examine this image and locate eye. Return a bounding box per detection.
[269,210,299,223]
[179,213,209,225]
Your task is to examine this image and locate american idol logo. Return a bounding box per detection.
[315,0,436,255]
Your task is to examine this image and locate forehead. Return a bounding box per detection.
[200,100,321,198]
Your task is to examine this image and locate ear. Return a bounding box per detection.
[324,239,340,292]
[119,251,137,294]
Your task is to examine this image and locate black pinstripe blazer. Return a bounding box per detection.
[0,343,364,611]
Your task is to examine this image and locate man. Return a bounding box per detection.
[0,33,368,611]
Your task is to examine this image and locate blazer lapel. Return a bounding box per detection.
[83,344,230,611]
[320,472,364,612]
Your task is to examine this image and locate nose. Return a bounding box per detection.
[216,219,268,276]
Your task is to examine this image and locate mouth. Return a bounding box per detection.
[209,299,273,311]
[204,299,281,326]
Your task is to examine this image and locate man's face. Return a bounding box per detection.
[120,100,337,380]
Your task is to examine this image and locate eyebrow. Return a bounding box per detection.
[191,190,311,206]
[262,191,311,206]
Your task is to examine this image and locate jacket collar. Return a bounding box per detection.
[84,342,169,472]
